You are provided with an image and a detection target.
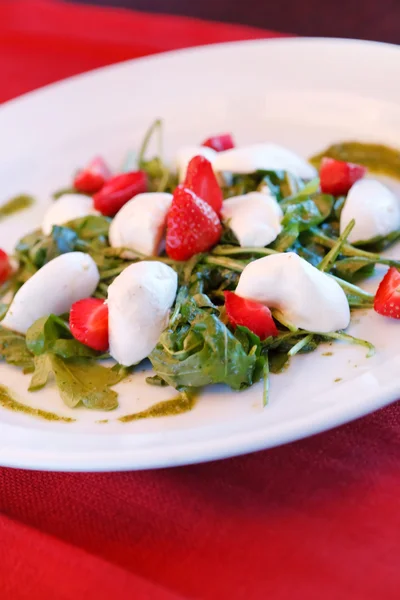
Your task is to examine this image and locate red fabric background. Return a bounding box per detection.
[1,2,399,599]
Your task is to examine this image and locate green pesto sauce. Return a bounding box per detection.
[334,378,342,383]
[0,195,34,220]
[0,384,75,422]
[310,142,400,180]
[119,393,196,423]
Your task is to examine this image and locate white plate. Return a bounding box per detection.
[1,38,400,471]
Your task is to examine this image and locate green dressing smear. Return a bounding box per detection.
[0,195,34,220]
[0,384,75,422]
[310,142,400,181]
[119,392,196,423]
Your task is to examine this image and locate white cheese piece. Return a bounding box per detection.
[340,179,400,244]
[109,193,173,256]
[213,143,317,179]
[42,194,99,235]
[221,192,283,247]
[108,261,178,366]
[2,252,99,334]
[235,252,350,333]
[175,146,217,181]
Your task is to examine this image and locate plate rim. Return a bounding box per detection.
[1,36,400,471]
[2,36,400,112]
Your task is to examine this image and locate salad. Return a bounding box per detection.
[1,121,400,415]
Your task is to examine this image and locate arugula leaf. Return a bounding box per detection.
[52,187,81,200]
[234,326,266,384]
[333,257,376,283]
[354,230,400,252]
[146,374,169,387]
[0,303,8,320]
[49,356,120,410]
[333,196,346,220]
[0,325,34,373]
[223,170,296,201]
[149,294,260,391]
[25,316,128,409]
[310,141,400,180]
[29,354,53,391]
[281,193,334,232]
[65,215,111,240]
[26,315,99,359]
[268,352,290,373]
[0,195,34,220]
[270,222,299,251]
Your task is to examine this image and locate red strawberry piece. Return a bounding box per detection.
[202,133,235,152]
[166,186,222,261]
[69,298,109,351]
[183,155,223,215]
[224,291,278,340]
[73,156,112,194]
[320,157,366,196]
[93,171,148,217]
[374,267,400,319]
[0,249,11,285]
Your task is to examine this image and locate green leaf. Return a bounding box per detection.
[52,187,81,200]
[270,222,299,251]
[234,325,266,384]
[0,303,9,321]
[65,215,111,240]
[294,241,326,267]
[146,375,168,387]
[354,230,400,252]
[26,315,99,358]
[223,170,296,201]
[281,194,334,232]
[29,354,53,391]
[333,257,376,283]
[0,194,34,220]
[0,325,34,373]
[49,355,120,410]
[149,297,260,391]
[310,141,400,180]
[268,352,290,374]
[51,226,78,253]
[333,196,346,220]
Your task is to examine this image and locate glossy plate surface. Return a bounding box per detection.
[1,38,400,471]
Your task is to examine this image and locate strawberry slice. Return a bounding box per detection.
[0,249,11,285]
[374,267,400,319]
[166,186,222,261]
[202,133,235,152]
[69,298,109,351]
[73,156,112,194]
[320,157,366,196]
[93,171,148,217]
[224,291,278,340]
[183,155,223,215]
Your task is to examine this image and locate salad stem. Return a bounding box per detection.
[283,177,320,202]
[322,331,375,357]
[309,228,400,268]
[263,354,270,407]
[212,245,278,257]
[204,256,246,273]
[288,334,313,356]
[317,219,355,272]
[330,275,374,307]
[138,118,163,166]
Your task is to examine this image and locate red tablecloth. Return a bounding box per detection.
[1,1,399,599]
